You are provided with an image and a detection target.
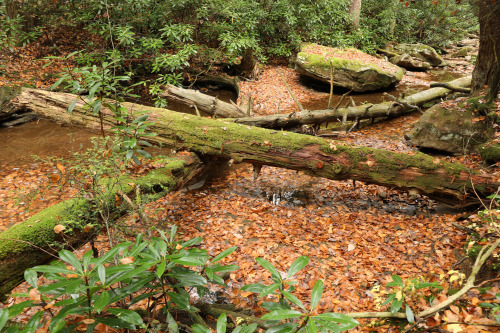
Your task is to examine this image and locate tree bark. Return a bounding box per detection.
[471,1,500,98]
[161,85,246,118]
[349,0,362,30]
[11,88,498,206]
[0,155,203,300]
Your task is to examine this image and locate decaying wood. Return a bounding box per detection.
[0,154,203,300]
[159,76,471,129]
[429,82,471,93]
[161,85,246,118]
[11,87,497,206]
[233,76,472,128]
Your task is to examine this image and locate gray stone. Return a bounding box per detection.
[407,102,492,154]
[390,53,431,71]
[393,44,446,67]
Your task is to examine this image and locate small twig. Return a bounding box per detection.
[383,92,423,114]
[348,117,359,133]
[333,89,352,112]
[328,61,334,109]
[229,100,246,115]
[442,321,500,327]
[1,238,60,259]
[451,256,468,270]
[193,104,201,117]
[247,96,253,116]
[277,69,304,112]
[342,110,348,132]
[450,221,478,235]
[117,189,151,230]
[349,96,356,107]
[476,277,500,287]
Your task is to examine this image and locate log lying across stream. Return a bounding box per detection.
[0,155,203,299]
[162,76,471,129]
[12,87,497,206]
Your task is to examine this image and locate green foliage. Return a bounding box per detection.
[241,256,359,332]
[361,0,478,47]
[0,229,239,333]
[480,293,500,322]
[0,235,358,332]
[49,51,157,164]
[373,274,443,323]
[0,4,40,49]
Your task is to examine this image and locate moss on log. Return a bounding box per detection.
[11,88,497,206]
[0,155,202,300]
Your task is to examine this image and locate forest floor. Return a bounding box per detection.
[1,30,500,332]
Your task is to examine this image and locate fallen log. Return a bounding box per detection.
[232,75,472,128]
[11,88,497,206]
[161,84,246,118]
[0,154,203,300]
[429,82,471,93]
[159,76,471,129]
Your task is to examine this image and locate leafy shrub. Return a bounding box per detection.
[0,231,358,332]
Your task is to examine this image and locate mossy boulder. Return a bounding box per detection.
[294,43,404,92]
[390,53,431,71]
[451,46,473,58]
[478,142,500,163]
[392,43,446,67]
[407,102,493,154]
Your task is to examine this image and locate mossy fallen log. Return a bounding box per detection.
[11,87,498,206]
[0,155,202,300]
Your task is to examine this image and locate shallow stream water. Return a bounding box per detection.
[0,69,465,217]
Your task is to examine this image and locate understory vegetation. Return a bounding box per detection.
[1,0,478,101]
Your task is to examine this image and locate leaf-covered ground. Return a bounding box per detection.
[1,34,500,332]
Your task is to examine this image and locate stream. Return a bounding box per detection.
[0,68,465,216]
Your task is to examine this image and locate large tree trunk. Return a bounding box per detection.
[11,88,498,206]
[471,1,500,98]
[0,155,203,300]
[162,76,471,129]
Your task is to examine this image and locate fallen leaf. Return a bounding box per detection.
[54,224,66,234]
[56,163,65,173]
[29,288,41,301]
[120,257,134,265]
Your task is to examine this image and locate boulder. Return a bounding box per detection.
[478,142,500,163]
[392,43,446,67]
[450,46,473,58]
[390,53,431,71]
[407,100,492,154]
[294,43,404,92]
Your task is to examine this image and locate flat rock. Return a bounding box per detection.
[294,43,404,92]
